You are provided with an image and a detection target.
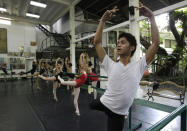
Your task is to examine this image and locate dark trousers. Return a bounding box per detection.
[26,69,35,75]
[90,99,125,131]
[2,68,8,75]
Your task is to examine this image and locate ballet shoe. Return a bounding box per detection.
[75,110,80,116]
[36,87,41,90]
[54,97,58,101]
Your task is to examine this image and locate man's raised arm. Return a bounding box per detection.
[146,12,160,65]
[135,3,160,65]
[93,6,118,62]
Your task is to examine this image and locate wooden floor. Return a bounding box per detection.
[0,79,181,131]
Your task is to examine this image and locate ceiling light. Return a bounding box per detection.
[0,7,7,12]
[0,19,11,25]
[30,1,47,8]
[26,13,40,18]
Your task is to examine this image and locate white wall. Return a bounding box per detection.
[0,21,37,56]
[0,21,37,74]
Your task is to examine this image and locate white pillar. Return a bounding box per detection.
[69,5,76,73]
[50,25,53,33]
[129,0,140,61]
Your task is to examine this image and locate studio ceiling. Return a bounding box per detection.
[0,0,78,25]
[0,0,185,26]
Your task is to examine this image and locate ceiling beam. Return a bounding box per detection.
[50,7,69,25]
[95,0,120,14]
[75,19,99,24]
[22,0,30,17]
[0,13,50,25]
[84,0,100,10]
[49,0,71,6]
[158,0,169,6]
[42,4,56,21]
[47,5,62,22]
[72,0,81,6]
[75,0,187,43]
[11,0,18,16]
[49,0,81,25]
[9,0,13,15]
[14,0,20,16]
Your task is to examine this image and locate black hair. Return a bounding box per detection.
[48,62,53,66]
[88,61,92,67]
[118,32,137,57]
[57,61,62,64]
[69,63,72,67]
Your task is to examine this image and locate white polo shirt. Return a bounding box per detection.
[100,55,149,115]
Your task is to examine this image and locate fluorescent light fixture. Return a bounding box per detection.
[0,7,7,12]
[26,13,40,18]
[30,1,47,8]
[0,19,11,25]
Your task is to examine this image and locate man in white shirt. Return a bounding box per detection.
[90,3,160,131]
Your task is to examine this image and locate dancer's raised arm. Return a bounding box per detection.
[93,6,119,62]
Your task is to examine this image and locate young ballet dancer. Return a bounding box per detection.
[38,58,64,101]
[58,53,88,116]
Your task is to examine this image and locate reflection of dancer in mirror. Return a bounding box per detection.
[38,58,64,101]
[25,61,37,75]
[35,59,47,89]
[46,61,54,77]
[58,53,88,116]
[19,61,37,82]
[18,60,38,85]
[90,3,159,131]
[1,63,8,75]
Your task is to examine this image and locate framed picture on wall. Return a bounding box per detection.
[0,28,7,53]
[30,42,37,46]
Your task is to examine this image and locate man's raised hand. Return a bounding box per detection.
[134,2,154,18]
[101,6,119,22]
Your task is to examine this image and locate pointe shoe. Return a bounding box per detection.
[58,76,64,83]
[54,97,58,101]
[75,110,80,116]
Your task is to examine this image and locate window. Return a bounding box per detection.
[165,39,171,48]
[108,31,117,45]
[165,39,176,48]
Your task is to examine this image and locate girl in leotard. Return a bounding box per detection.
[38,58,64,101]
[58,53,88,116]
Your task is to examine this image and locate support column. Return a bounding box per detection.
[129,0,140,61]
[69,5,76,73]
[50,25,53,33]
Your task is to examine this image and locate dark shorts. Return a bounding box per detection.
[90,99,125,131]
[55,75,61,83]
